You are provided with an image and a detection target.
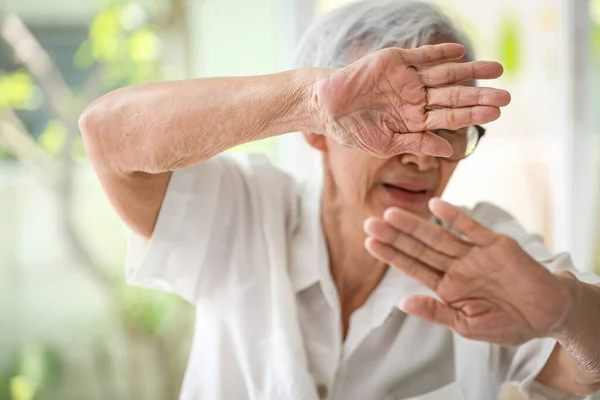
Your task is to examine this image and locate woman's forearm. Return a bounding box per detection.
[79,68,327,174]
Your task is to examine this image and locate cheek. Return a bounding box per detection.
[325,140,380,201]
[434,162,458,196]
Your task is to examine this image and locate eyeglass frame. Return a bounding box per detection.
[433,124,486,162]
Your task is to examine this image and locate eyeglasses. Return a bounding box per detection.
[433,125,486,161]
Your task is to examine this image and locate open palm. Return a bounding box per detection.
[363,199,571,346]
[315,43,511,158]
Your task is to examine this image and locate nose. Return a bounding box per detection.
[399,153,439,172]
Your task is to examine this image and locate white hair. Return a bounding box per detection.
[294,0,475,69]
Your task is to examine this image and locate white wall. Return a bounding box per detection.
[187,0,278,77]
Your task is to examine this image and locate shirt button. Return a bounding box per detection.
[316,383,328,399]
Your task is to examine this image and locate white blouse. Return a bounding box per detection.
[125,153,598,400]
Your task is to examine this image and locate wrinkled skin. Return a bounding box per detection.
[364,198,571,346]
[314,43,510,158]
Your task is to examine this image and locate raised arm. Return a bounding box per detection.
[80,69,322,238]
[80,43,510,238]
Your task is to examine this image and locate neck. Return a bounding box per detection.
[321,182,388,317]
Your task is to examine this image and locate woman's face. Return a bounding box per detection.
[307,133,459,221]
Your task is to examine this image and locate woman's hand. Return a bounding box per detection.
[315,43,511,158]
[363,198,570,346]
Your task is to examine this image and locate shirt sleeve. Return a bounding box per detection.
[468,202,600,400]
[123,152,298,304]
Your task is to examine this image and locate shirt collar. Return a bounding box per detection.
[289,178,328,293]
[289,179,437,320]
[368,266,434,328]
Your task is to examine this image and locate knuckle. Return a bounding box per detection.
[451,87,461,106]
[412,241,427,259]
[445,110,456,128]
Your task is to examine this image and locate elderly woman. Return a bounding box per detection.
[80,0,600,399]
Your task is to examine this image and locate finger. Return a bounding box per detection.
[419,61,504,86]
[398,43,466,65]
[427,86,511,108]
[383,207,472,258]
[384,132,452,158]
[424,106,500,131]
[399,295,459,329]
[428,198,497,246]
[365,237,442,291]
[364,218,454,271]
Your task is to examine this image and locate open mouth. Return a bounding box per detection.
[383,183,428,195]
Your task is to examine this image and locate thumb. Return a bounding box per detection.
[399,295,457,329]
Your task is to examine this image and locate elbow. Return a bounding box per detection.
[79,93,115,141]
[79,102,108,169]
[79,92,126,170]
[78,102,99,142]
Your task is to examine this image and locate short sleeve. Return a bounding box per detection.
[124,153,299,304]
[467,202,600,399]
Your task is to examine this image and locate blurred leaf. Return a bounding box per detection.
[90,6,126,63]
[0,71,35,110]
[591,0,600,26]
[72,137,87,162]
[115,284,184,335]
[0,376,9,399]
[129,27,160,63]
[9,376,33,400]
[13,343,62,396]
[74,40,95,69]
[37,120,66,156]
[0,143,15,161]
[18,345,45,392]
[498,14,522,77]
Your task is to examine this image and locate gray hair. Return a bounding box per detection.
[294,0,475,69]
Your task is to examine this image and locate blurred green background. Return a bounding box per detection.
[0,0,599,399]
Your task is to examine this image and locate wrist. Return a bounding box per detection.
[549,270,583,343]
[550,271,600,379]
[287,67,332,135]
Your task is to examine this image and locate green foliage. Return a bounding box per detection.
[0,71,36,110]
[9,377,33,400]
[75,1,162,88]
[591,0,600,62]
[0,344,63,400]
[0,143,14,161]
[0,1,192,398]
[498,13,522,77]
[0,70,35,161]
[37,120,66,156]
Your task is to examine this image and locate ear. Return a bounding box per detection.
[302,131,328,153]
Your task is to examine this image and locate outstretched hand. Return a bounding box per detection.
[363,199,571,346]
